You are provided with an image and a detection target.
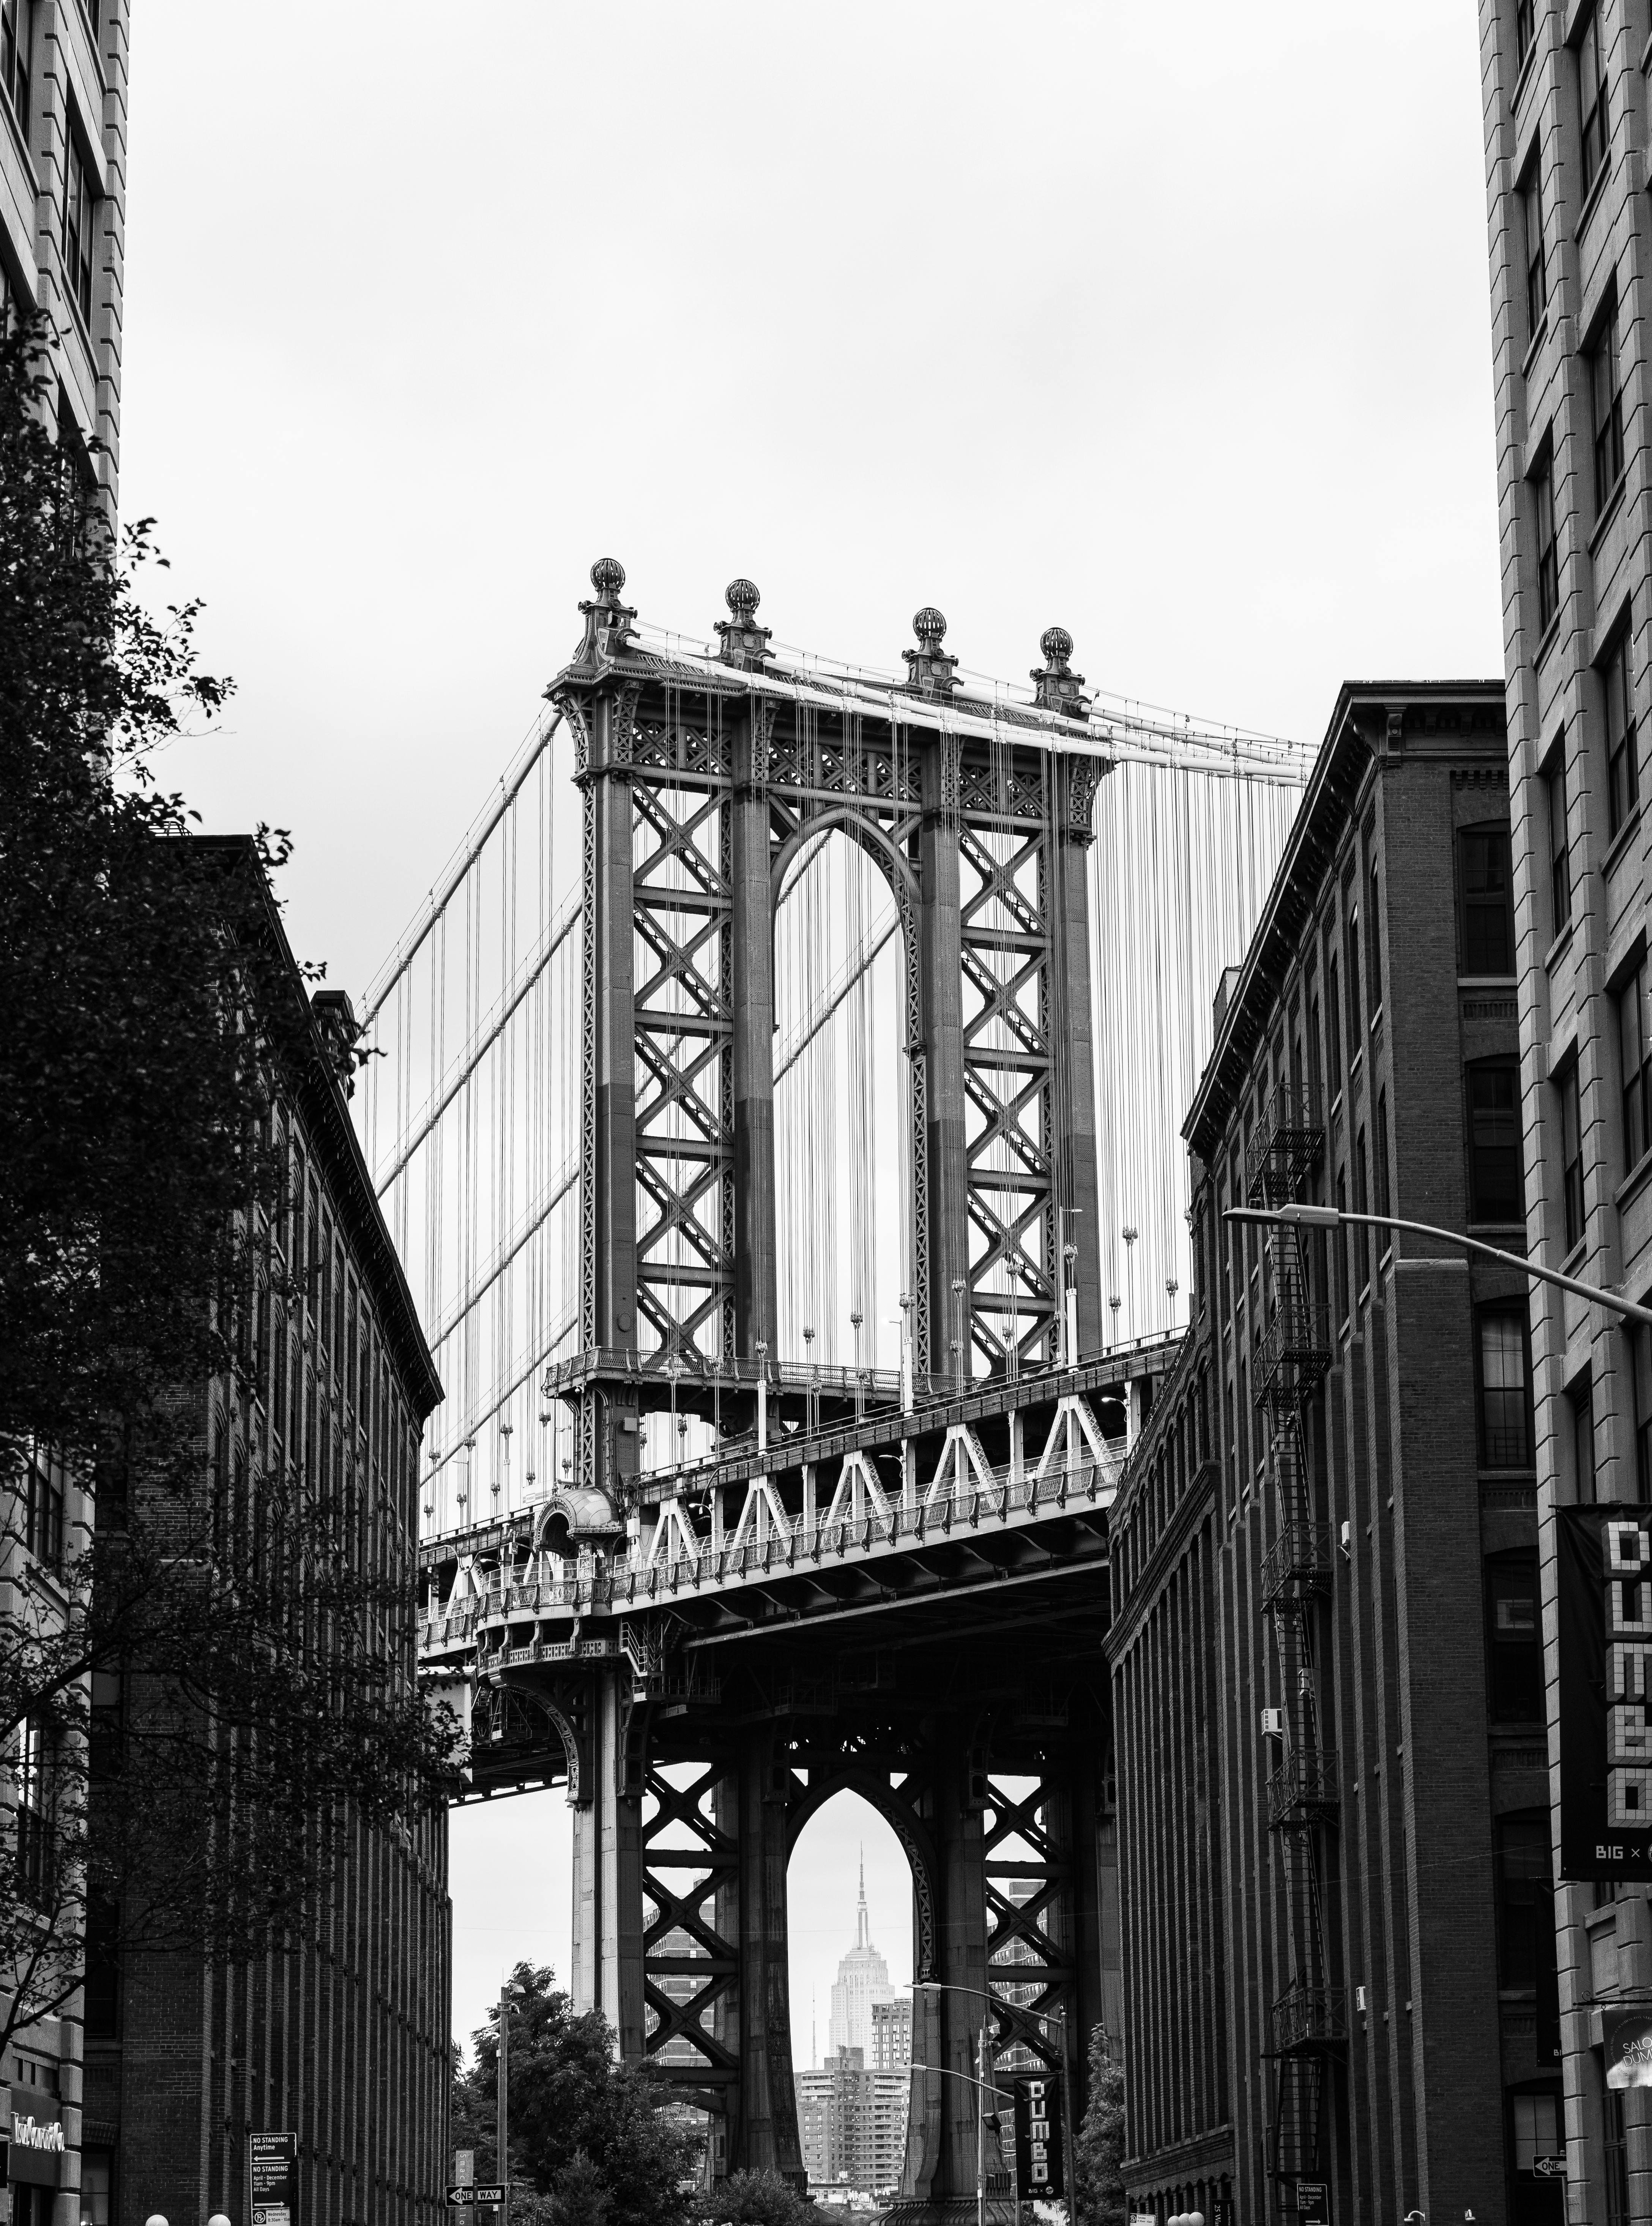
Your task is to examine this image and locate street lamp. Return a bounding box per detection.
[1223,1202,1652,1329]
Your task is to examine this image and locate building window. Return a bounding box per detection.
[1559,1059,1585,1251]
[1353,1126,1370,1294]
[1460,824,1515,973]
[1635,1329,1652,1500]
[1605,622,1638,837]
[1591,295,1626,514]
[1496,1814,1552,1990]
[1346,892,1363,1047]
[1604,2081,1630,2226]
[61,125,96,329]
[1487,1551,1543,1720]
[1367,854,1382,1018]
[1574,1373,1598,1500]
[1579,6,1609,197]
[1516,0,1536,68]
[1535,448,1559,634]
[24,1446,63,1569]
[1479,1308,1532,1467]
[1327,953,1343,1091]
[79,2151,112,2226]
[0,0,29,140]
[1334,1169,1349,1324]
[15,1717,54,1908]
[1546,744,1572,932]
[1308,989,1323,1111]
[1375,1087,1392,1232]
[1511,2089,1564,2188]
[1467,1058,1524,1223]
[1619,955,1652,1170]
[1521,158,1546,342]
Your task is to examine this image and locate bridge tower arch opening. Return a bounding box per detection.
[774,825,913,1379]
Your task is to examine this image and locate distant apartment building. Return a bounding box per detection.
[796,2048,909,2196]
[0,0,128,500]
[1110,683,1557,2226]
[1479,4,1652,2215]
[870,1996,911,2072]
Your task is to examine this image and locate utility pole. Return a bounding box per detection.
[497,1984,509,2226]
[976,2016,987,2226]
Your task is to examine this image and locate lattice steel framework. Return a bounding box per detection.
[550,565,1105,1505]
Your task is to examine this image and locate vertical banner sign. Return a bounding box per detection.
[249,2131,297,2226]
[1606,2010,1652,2089]
[1558,1507,1652,1879]
[1012,2075,1064,2199]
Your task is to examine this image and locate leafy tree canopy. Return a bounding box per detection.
[1072,2027,1125,2226]
[453,1963,701,2226]
[0,310,453,2051]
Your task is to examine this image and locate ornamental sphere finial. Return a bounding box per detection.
[1040,625,1073,665]
[913,606,947,645]
[590,556,626,597]
[725,577,760,618]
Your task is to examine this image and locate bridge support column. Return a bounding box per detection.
[569,1669,646,2060]
[892,1725,1015,2226]
[715,1730,804,2186]
[1054,762,1104,1357]
[731,711,777,1363]
[919,736,971,1384]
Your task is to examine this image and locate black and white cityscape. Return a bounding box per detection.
[6,6,1647,2226]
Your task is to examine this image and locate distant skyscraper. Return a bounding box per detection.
[828,1849,895,2056]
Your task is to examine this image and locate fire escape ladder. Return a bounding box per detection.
[1251,1107,1340,2186]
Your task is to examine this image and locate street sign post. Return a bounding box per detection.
[249,2132,297,2226]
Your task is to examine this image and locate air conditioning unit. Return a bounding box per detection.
[1354,1984,1367,2012]
[1340,1520,1352,1558]
[1260,1708,1286,1738]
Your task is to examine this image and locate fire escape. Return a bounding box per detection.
[1247,1085,1342,2186]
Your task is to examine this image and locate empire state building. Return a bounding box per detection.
[827,1851,895,2056]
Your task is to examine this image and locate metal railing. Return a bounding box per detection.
[1267,1747,1340,1829]
[1261,1520,1334,1606]
[1256,1285,1332,1413]
[1245,1083,1325,1204]
[418,1443,1123,1648]
[1270,1979,1346,2055]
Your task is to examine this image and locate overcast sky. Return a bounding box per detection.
[118,3,1500,2057]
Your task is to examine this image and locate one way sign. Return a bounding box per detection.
[446,2185,507,2207]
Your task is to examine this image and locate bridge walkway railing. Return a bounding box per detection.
[419,1441,1122,1655]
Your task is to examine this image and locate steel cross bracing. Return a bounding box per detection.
[416,1342,1166,2214]
[548,567,1109,1533]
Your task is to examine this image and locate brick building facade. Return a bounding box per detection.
[1112,683,1557,2226]
[1479,2,1652,2212]
[80,842,451,2226]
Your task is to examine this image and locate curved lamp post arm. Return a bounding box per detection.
[1225,1204,1652,1331]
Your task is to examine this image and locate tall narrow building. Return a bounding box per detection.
[1479,4,1652,2214]
[827,1852,895,2057]
[0,0,129,500]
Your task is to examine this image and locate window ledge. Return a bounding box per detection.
[1534,607,1562,672]
[1562,1238,1587,1273]
[1615,1146,1652,1209]
[1578,156,1612,241]
[1523,311,1549,382]
[1458,974,1519,988]
[1589,470,1629,554]
[1545,915,1575,971]
[1604,804,1641,877]
[1466,1220,1529,1236]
